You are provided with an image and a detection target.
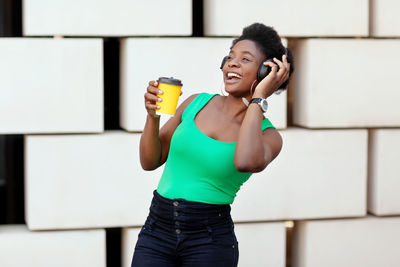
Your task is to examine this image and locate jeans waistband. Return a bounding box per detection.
[149,190,232,229]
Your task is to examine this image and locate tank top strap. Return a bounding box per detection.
[262,118,276,131]
[182,93,218,121]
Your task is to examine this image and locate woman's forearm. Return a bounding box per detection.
[139,114,162,170]
[234,103,272,172]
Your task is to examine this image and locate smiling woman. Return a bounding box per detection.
[132,23,295,267]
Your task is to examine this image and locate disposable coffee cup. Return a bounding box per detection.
[156,77,183,116]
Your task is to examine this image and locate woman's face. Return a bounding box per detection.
[222,39,266,97]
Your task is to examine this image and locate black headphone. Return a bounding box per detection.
[220,48,287,83]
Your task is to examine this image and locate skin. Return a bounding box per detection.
[140,39,290,173]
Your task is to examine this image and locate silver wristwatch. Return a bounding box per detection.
[249,98,268,113]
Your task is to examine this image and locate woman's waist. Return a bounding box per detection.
[149,190,232,229]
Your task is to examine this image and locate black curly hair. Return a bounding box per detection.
[231,23,294,90]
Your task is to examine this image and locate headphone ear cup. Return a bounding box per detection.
[257,58,282,82]
[220,56,229,70]
[257,58,273,82]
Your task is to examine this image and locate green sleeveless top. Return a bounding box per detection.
[156,93,276,204]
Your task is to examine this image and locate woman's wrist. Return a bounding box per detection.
[147,113,161,120]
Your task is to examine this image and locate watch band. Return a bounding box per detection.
[249,98,262,104]
[249,98,268,113]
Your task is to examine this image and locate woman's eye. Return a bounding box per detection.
[242,57,250,62]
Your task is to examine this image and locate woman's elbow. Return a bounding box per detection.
[140,158,160,171]
[234,158,268,173]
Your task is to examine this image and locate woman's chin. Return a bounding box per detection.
[225,86,250,98]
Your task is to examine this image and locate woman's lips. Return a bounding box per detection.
[225,78,241,84]
[225,71,242,84]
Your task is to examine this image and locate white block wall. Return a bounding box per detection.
[1,1,398,266]
[204,0,368,37]
[371,0,400,37]
[0,38,103,134]
[122,222,286,267]
[0,225,105,267]
[368,129,400,216]
[120,37,288,131]
[292,39,400,128]
[23,0,192,36]
[121,228,140,267]
[25,131,161,230]
[232,128,367,221]
[235,222,286,267]
[291,216,400,267]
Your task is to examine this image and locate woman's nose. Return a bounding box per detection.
[228,58,240,68]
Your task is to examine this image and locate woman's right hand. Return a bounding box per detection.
[144,80,163,118]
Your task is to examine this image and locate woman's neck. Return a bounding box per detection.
[220,94,249,123]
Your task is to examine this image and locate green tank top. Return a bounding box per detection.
[156,93,276,204]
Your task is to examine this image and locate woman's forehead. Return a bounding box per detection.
[230,40,265,58]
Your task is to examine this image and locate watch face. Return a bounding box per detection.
[261,99,268,112]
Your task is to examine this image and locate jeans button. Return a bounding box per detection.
[173,201,179,207]
[176,229,181,234]
[173,211,179,217]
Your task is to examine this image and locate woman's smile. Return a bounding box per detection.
[226,71,243,83]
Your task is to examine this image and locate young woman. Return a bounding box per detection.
[132,23,294,267]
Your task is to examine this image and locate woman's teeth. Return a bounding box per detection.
[227,72,242,79]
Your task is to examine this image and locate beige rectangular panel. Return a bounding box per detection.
[368,129,400,215]
[235,222,286,267]
[120,37,287,131]
[292,39,400,128]
[292,216,400,267]
[204,0,368,37]
[122,223,286,267]
[25,131,162,230]
[0,38,103,134]
[122,227,141,267]
[0,225,105,267]
[232,128,367,221]
[23,0,192,36]
[371,0,400,37]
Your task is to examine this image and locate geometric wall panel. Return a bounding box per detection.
[368,129,400,216]
[370,0,400,37]
[235,222,286,267]
[0,38,103,134]
[121,227,140,267]
[204,0,368,37]
[292,39,400,128]
[292,216,400,267]
[25,131,162,230]
[0,225,105,267]
[23,0,192,36]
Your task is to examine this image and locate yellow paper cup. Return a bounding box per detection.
[156,77,183,116]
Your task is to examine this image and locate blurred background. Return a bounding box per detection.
[1,0,399,266]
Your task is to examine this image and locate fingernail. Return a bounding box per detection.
[157,98,162,102]
[158,90,163,94]
[157,105,160,109]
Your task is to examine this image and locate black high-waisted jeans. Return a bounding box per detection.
[131,190,239,267]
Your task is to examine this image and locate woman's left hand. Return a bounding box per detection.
[252,55,290,99]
